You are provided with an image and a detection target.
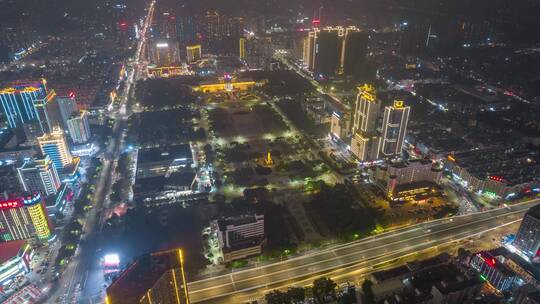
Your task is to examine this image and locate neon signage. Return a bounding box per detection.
[0,194,41,210]
[488,176,504,182]
[0,200,22,210]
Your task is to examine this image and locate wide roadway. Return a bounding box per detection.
[188,198,539,303]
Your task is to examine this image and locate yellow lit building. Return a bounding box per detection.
[186,45,202,63]
[239,38,246,60]
[147,66,191,78]
[380,100,410,157]
[302,26,365,76]
[193,77,258,93]
[106,249,189,304]
[0,193,52,242]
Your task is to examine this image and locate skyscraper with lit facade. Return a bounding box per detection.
[0,193,52,242]
[148,39,181,67]
[513,205,540,258]
[0,79,48,129]
[67,111,91,144]
[342,31,368,77]
[186,45,202,63]
[350,84,382,161]
[349,85,410,162]
[35,89,62,134]
[352,84,380,134]
[56,92,78,129]
[302,26,366,78]
[106,249,190,304]
[17,156,61,196]
[139,251,190,304]
[37,128,73,170]
[380,100,410,158]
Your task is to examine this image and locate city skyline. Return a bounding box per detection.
[0,0,539,303]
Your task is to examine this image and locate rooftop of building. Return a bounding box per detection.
[387,158,434,169]
[451,147,540,185]
[134,170,196,194]
[0,240,27,264]
[217,214,264,231]
[410,264,476,294]
[489,246,540,280]
[526,205,540,221]
[372,253,450,282]
[137,144,192,164]
[166,171,196,188]
[474,251,516,277]
[222,236,264,252]
[45,184,71,208]
[408,124,473,155]
[106,249,184,304]
[394,181,440,193]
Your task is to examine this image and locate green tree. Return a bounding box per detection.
[312,277,336,303]
[362,279,375,304]
[265,290,291,304]
[287,287,305,303]
[457,247,472,260]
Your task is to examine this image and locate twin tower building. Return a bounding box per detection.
[331,84,411,162]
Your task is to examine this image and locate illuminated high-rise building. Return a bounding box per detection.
[139,250,190,304]
[106,249,190,304]
[302,26,366,78]
[158,11,178,39]
[350,84,381,161]
[17,156,61,196]
[186,45,202,63]
[37,128,73,170]
[177,15,198,44]
[352,84,380,134]
[238,36,272,69]
[0,193,52,242]
[57,92,78,129]
[349,85,410,161]
[380,100,410,157]
[148,39,181,67]
[224,16,244,40]
[303,30,317,70]
[0,79,48,129]
[239,38,246,60]
[513,206,540,258]
[67,111,91,144]
[314,30,341,77]
[35,90,62,134]
[342,30,368,77]
[205,11,220,40]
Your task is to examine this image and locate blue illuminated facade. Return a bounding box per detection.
[0,80,48,129]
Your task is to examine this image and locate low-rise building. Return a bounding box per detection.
[470,251,519,292]
[136,144,193,179]
[375,159,442,201]
[213,214,265,263]
[0,240,33,288]
[193,76,259,93]
[371,254,483,304]
[446,148,540,198]
[133,171,197,204]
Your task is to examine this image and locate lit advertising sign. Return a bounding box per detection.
[0,193,41,210]
[0,200,22,210]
